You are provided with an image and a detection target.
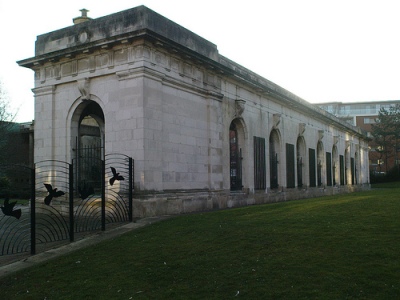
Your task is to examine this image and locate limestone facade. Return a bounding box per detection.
[18,6,370,217]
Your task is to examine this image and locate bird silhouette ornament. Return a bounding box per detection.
[109,167,124,186]
[44,183,65,205]
[1,198,22,219]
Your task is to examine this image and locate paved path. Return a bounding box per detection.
[0,216,171,278]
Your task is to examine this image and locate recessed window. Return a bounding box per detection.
[364,117,376,124]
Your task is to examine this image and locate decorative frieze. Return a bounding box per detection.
[78,58,89,72]
[128,47,135,64]
[61,62,72,76]
[108,51,114,69]
[71,60,77,76]
[29,37,213,92]
[89,56,95,73]
[55,64,61,80]
[45,66,53,79]
[154,51,167,66]
[95,54,109,68]
[114,48,128,63]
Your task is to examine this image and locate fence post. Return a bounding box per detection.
[101,159,106,231]
[129,157,133,222]
[30,167,36,255]
[69,163,74,242]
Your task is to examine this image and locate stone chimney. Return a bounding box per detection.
[73,9,92,25]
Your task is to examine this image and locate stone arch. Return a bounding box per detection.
[79,103,104,149]
[67,96,105,157]
[69,99,105,192]
[70,100,105,153]
[296,136,306,188]
[229,118,247,191]
[269,129,281,189]
[317,141,324,186]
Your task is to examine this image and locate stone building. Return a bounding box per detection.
[18,6,370,217]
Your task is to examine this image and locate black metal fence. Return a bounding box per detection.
[0,153,134,262]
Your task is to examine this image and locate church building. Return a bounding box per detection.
[18,6,370,217]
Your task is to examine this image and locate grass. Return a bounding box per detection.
[1,184,400,299]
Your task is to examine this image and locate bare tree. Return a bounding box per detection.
[0,81,15,124]
[0,81,16,163]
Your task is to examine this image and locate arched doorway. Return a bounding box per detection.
[296,136,306,188]
[317,141,324,186]
[229,121,243,191]
[354,151,359,184]
[72,101,105,194]
[332,145,338,186]
[269,129,280,189]
[77,101,104,156]
[344,148,350,185]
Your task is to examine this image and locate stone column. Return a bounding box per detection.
[32,86,56,163]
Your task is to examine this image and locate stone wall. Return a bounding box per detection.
[132,184,370,218]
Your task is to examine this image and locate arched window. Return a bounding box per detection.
[269,130,280,189]
[345,148,350,185]
[230,122,242,190]
[296,137,306,188]
[354,152,359,184]
[317,141,324,187]
[332,145,338,186]
[72,101,105,194]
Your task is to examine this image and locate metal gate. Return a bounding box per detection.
[0,153,134,262]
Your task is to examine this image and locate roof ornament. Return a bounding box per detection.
[73,8,92,25]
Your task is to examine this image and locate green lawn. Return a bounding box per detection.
[1,184,399,299]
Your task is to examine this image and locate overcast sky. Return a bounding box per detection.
[1,0,400,122]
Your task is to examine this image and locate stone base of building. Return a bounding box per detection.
[132,185,370,218]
